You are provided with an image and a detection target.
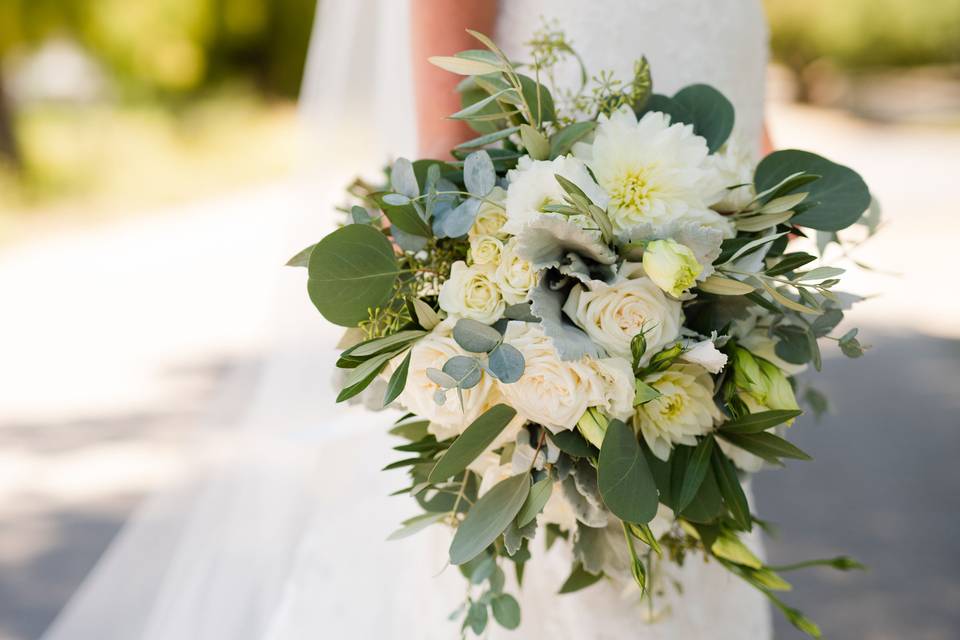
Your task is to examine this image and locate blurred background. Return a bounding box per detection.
[0,1,957,638]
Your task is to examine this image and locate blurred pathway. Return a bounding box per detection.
[0,105,958,639]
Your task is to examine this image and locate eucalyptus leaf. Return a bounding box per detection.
[755,150,871,231]
[386,512,446,541]
[455,126,521,150]
[442,355,483,389]
[433,197,481,238]
[487,343,525,383]
[557,562,603,594]
[672,84,735,153]
[520,124,550,160]
[285,243,315,268]
[549,429,594,458]
[464,150,496,197]
[549,121,596,158]
[491,594,521,630]
[307,224,399,327]
[449,473,530,564]
[598,419,659,523]
[428,50,504,75]
[391,158,419,198]
[453,318,502,353]
[429,404,518,482]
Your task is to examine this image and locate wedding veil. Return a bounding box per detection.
[42,1,419,638]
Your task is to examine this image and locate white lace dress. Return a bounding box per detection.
[43,2,772,639]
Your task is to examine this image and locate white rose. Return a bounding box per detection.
[642,238,703,298]
[708,131,757,213]
[502,155,609,235]
[581,356,636,421]
[499,322,597,432]
[681,339,728,374]
[469,235,503,266]
[469,186,509,239]
[635,364,721,461]
[438,261,505,325]
[563,263,682,363]
[395,321,499,432]
[495,237,538,304]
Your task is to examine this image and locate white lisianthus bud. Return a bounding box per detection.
[564,263,682,364]
[468,186,508,239]
[469,235,503,266]
[681,339,728,374]
[495,237,538,304]
[438,261,505,325]
[732,347,800,415]
[634,364,722,461]
[642,239,702,298]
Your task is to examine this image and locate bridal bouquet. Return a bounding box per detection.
[293,28,875,638]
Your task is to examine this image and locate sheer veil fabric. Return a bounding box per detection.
[44,1,772,638]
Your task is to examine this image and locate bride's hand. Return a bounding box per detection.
[410,0,499,159]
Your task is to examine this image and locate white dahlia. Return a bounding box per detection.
[574,106,721,234]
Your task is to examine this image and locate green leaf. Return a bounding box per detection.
[633,379,662,406]
[464,150,496,197]
[711,446,752,530]
[598,420,659,524]
[711,532,763,568]
[307,224,399,327]
[450,473,530,564]
[409,298,442,330]
[672,84,735,153]
[390,158,419,198]
[465,601,489,635]
[486,343,525,383]
[429,404,518,482]
[386,512,446,541]
[452,318,502,353]
[755,150,871,231]
[719,410,803,434]
[490,594,521,630]
[376,196,432,238]
[765,252,817,277]
[811,308,843,338]
[697,275,755,296]
[516,477,553,527]
[443,355,483,390]
[382,350,412,407]
[675,436,715,512]
[345,330,426,358]
[429,49,504,75]
[519,124,550,160]
[558,563,603,594]
[549,429,594,458]
[285,243,315,267]
[549,121,596,158]
[718,431,812,462]
[336,349,400,402]
[517,73,556,125]
[642,93,693,127]
[773,324,813,365]
[455,125,522,150]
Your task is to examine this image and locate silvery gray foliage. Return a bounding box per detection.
[487,343,524,383]
[515,216,617,270]
[464,150,496,197]
[391,226,428,253]
[561,474,609,528]
[556,252,617,284]
[433,197,481,239]
[390,157,419,198]
[503,518,537,556]
[442,355,483,389]
[529,276,605,361]
[571,519,608,574]
[510,428,560,473]
[453,318,502,353]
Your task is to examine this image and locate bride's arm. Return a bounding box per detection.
[411,0,499,159]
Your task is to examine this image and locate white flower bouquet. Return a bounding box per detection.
[292,29,875,638]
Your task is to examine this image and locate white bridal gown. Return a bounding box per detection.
[44,1,771,639]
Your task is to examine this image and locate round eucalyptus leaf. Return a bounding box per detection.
[641,93,693,127]
[755,150,870,231]
[426,367,457,389]
[442,355,483,389]
[453,318,503,353]
[382,193,410,206]
[464,150,496,197]
[487,343,525,384]
[390,158,419,198]
[433,197,481,239]
[672,84,735,153]
[491,594,521,630]
[307,224,398,327]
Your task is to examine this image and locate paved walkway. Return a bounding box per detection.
[0,105,958,639]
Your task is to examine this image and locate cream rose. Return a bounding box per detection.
[499,322,596,432]
[495,237,538,304]
[563,263,682,363]
[469,186,509,239]
[634,364,721,460]
[438,261,505,324]
[581,356,636,421]
[469,234,503,266]
[395,321,499,433]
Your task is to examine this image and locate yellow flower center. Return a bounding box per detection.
[609,168,656,212]
[659,394,685,419]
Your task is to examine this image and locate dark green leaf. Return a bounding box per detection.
[549,429,594,458]
[336,349,400,402]
[676,436,715,512]
[517,73,556,125]
[774,325,813,365]
[711,446,752,530]
[382,350,412,407]
[429,404,518,482]
[720,410,803,434]
[672,84,735,153]
[719,431,812,461]
[450,473,530,564]
[765,252,817,277]
[307,224,399,327]
[491,594,521,630]
[755,150,871,231]
[516,477,553,527]
[598,420,659,523]
[641,93,693,126]
[345,330,426,359]
[548,121,596,158]
[812,308,843,337]
[558,563,603,594]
